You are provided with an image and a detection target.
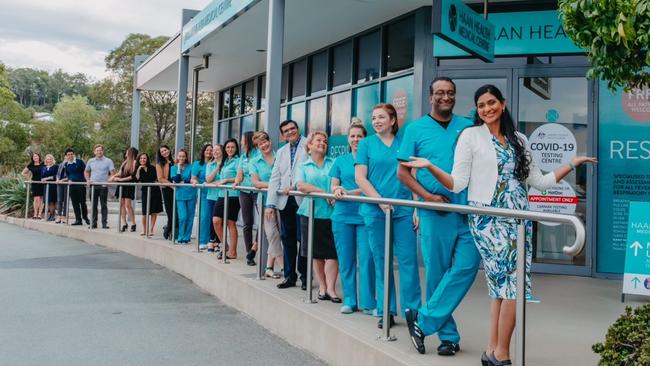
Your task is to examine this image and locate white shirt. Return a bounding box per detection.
[450,123,557,204]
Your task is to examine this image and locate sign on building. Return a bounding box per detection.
[622,201,650,297]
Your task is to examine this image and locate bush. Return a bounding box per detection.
[593,304,650,365]
[0,176,30,217]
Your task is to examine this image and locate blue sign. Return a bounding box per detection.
[434,10,584,57]
[623,202,650,296]
[182,0,260,52]
[432,0,495,62]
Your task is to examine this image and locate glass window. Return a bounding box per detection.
[259,76,266,110]
[382,74,414,130]
[220,90,230,119]
[280,105,287,122]
[291,59,307,99]
[353,83,380,134]
[329,91,352,136]
[289,102,306,133]
[218,121,229,143]
[308,97,327,133]
[244,80,255,114]
[281,66,288,104]
[384,16,414,75]
[232,85,242,116]
[242,115,255,133]
[357,30,381,83]
[256,111,265,131]
[230,118,240,139]
[310,51,328,94]
[332,41,352,87]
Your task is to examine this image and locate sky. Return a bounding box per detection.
[0,0,209,80]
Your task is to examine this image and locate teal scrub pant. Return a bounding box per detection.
[176,198,195,242]
[196,190,214,245]
[332,221,376,311]
[417,212,480,343]
[364,214,421,317]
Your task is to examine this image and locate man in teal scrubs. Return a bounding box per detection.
[397,77,480,356]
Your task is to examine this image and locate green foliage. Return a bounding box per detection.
[593,304,650,365]
[559,0,650,90]
[7,67,90,111]
[0,63,32,173]
[0,176,29,217]
[48,95,97,157]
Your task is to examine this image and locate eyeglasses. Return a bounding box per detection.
[281,126,298,134]
[433,91,456,98]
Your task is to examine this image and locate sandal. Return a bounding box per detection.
[317,293,331,301]
[264,268,275,278]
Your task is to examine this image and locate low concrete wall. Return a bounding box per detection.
[2,216,418,366]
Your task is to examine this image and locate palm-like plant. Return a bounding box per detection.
[0,176,30,217]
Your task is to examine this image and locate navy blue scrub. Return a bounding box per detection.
[397,114,481,343]
[356,134,421,317]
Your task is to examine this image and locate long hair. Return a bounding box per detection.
[242,131,255,158]
[136,152,152,168]
[214,143,227,174]
[223,138,240,160]
[372,103,399,135]
[156,145,173,167]
[27,153,42,168]
[473,84,530,181]
[121,147,139,176]
[198,143,213,165]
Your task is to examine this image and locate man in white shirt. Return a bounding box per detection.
[265,120,308,290]
[85,144,114,229]
[397,77,481,356]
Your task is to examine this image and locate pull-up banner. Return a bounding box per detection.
[622,201,650,297]
[432,0,495,62]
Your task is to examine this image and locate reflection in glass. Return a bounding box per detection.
[232,85,242,116]
[332,42,352,87]
[353,83,380,134]
[385,16,414,75]
[257,112,265,131]
[259,76,266,110]
[219,121,229,143]
[242,115,255,133]
[280,106,287,122]
[292,59,307,99]
[308,97,327,133]
[289,102,306,133]
[230,118,240,139]
[310,51,327,94]
[244,80,255,114]
[357,31,380,83]
[221,91,230,119]
[329,91,352,136]
[281,66,288,104]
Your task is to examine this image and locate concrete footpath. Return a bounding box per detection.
[2,216,646,365]
[0,221,324,366]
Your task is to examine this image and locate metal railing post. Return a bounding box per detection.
[43,183,50,221]
[117,185,123,233]
[379,208,396,341]
[89,183,95,228]
[24,182,30,219]
[65,183,70,225]
[515,223,526,366]
[145,186,151,237]
[171,186,177,243]
[196,187,202,253]
[256,196,265,280]
[304,199,316,303]
[222,190,230,264]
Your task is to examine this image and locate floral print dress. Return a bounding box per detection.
[468,136,532,300]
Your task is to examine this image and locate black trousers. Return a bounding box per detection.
[70,185,88,223]
[280,197,306,283]
[91,185,108,226]
[161,187,175,238]
[239,191,257,253]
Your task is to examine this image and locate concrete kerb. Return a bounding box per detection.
[1,215,419,366]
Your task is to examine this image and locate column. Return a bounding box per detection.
[130,55,148,149]
[263,0,285,147]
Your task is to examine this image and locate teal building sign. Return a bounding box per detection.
[623,202,650,296]
[434,10,583,57]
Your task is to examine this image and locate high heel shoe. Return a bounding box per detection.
[120,224,128,232]
[487,352,512,366]
[130,224,136,232]
[481,352,490,366]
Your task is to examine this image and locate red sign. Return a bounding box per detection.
[528,195,578,204]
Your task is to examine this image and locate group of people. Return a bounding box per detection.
[22,78,596,366]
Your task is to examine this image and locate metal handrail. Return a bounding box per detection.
[25,179,586,366]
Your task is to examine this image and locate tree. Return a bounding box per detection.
[560,0,650,90]
[0,62,32,174]
[45,95,97,157]
[7,67,91,111]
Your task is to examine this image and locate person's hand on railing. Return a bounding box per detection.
[282,186,292,195]
[379,204,392,213]
[332,186,345,198]
[191,179,199,187]
[412,210,419,231]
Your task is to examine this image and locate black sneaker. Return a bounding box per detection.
[405,309,426,354]
[377,315,395,329]
[437,340,460,356]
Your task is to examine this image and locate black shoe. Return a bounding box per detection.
[246,258,256,266]
[486,352,511,365]
[246,250,256,261]
[437,340,460,356]
[317,292,331,301]
[71,221,83,226]
[277,279,296,289]
[91,224,97,229]
[405,309,426,354]
[481,352,490,366]
[163,231,170,240]
[329,294,342,303]
[120,224,127,232]
[102,224,109,229]
[301,282,307,291]
[130,224,136,232]
[377,315,395,329]
[84,218,90,225]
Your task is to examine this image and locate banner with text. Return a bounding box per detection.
[623,201,650,296]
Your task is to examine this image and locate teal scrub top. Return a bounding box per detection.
[170,164,194,201]
[191,160,208,183]
[250,153,275,206]
[205,161,221,201]
[329,153,363,225]
[219,157,240,197]
[355,134,412,218]
[397,114,471,215]
[237,149,260,189]
[296,156,334,219]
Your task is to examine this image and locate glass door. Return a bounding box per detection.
[514,67,594,276]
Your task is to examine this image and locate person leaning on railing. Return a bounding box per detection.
[235,131,260,266]
[355,103,422,330]
[21,152,44,219]
[213,138,241,259]
[250,131,283,278]
[330,121,376,315]
[205,144,224,252]
[55,153,68,224]
[62,148,89,226]
[41,154,59,221]
[170,149,194,244]
[135,152,163,236]
[401,84,597,366]
[110,147,138,232]
[191,143,214,250]
[156,145,175,240]
[85,144,114,229]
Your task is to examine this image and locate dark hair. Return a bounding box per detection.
[27,153,42,168]
[120,147,139,176]
[223,138,240,161]
[64,148,74,155]
[156,145,173,166]
[198,143,213,165]
[241,131,255,158]
[372,103,399,135]
[473,84,530,181]
[279,120,299,133]
[215,143,227,174]
[136,152,151,167]
[429,77,456,96]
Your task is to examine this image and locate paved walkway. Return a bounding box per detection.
[0,222,324,366]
